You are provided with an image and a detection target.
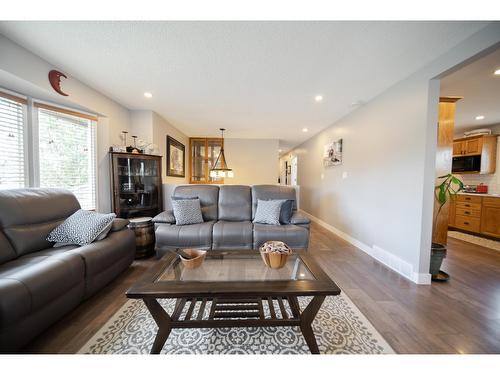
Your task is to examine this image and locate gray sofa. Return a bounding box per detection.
[154,185,310,252]
[0,188,136,352]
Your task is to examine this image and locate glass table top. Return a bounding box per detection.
[156,252,315,283]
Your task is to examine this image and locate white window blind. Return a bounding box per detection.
[0,93,26,189]
[37,105,97,210]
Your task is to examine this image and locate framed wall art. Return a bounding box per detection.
[166,136,185,177]
[323,138,343,167]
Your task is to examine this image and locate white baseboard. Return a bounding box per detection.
[301,210,431,285]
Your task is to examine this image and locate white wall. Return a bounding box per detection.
[153,112,189,185]
[130,110,154,142]
[0,34,132,213]
[285,23,500,284]
[224,138,279,185]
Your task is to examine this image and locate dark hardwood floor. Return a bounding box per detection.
[23,222,500,354]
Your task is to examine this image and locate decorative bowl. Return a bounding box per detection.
[179,249,207,269]
[259,241,292,269]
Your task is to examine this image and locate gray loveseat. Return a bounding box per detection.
[154,185,310,252]
[0,188,136,352]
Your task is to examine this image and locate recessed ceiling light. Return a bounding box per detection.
[302,128,308,132]
[144,92,153,98]
[475,115,485,120]
[494,69,500,76]
[314,95,323,102]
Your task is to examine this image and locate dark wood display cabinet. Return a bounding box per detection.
[110,152,163,218]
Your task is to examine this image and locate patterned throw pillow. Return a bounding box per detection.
[47,209,116,246]
[172,198,204,226]
[253,199,286,225]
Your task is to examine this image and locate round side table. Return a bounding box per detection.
[128,217,155,259]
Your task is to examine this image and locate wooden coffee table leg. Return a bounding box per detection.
[299,295,325,354]
[143,298,172,354]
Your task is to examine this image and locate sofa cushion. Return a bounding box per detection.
[0,231,16,265]
[155,221,214,250]
[69,229,135,298]
[0,188,81,257]
[251,185,297,220]
[218,185,252,221]
[47,209,116,246]
[173,185,219,221]
[0,247,84,327]
[253,199,285,225]
[213,221,253,250]
[172,199,204,225]
[253,223,309,250]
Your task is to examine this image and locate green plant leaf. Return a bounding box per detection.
[438,184,446,206]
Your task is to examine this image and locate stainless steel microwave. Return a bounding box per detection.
[452,155,481,173]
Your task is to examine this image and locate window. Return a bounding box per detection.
[36,104,97,210]
[0,88,98,210]
[0,92,26,189]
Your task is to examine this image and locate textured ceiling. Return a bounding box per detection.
[441,47,500,134]
[0,21,489,151]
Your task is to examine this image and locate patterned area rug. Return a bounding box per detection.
[448,231,500,252]
[79,294,394,354]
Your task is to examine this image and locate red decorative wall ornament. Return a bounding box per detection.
[48,70,69,96]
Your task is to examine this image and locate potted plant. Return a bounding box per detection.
[431,173,464,281]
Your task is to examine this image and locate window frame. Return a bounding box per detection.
[0,89,29,189]
[0,87,99,210]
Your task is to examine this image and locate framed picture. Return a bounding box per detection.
[166,136,185,177]
[323,138,343,167]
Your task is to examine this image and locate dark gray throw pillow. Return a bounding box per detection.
[152,210,176,224]
[47,209,116,246]
[172,198,204,225]
[279,199,294,224]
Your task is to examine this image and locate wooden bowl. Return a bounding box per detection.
[259,241,292,269]
[179,249,207,269]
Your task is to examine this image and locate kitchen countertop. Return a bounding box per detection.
[458,192,500,198]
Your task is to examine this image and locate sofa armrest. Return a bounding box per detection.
[111,218,130,232]
[290,212,310,225]
[152,210,176,224]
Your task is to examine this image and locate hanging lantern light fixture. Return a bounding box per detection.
[210,128,234,178]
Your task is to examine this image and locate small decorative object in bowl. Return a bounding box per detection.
[259,241,292,269]
[179,248,207,269]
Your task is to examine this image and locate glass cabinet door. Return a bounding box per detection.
[189,138,223,183]
[190,139,206,183]
[207,139,223,183]
[111,153,162,218]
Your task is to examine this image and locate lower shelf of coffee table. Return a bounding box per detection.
[167,296,301,328]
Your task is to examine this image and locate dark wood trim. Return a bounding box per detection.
[166,135,185,178]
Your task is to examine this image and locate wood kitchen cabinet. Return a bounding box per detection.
[452,136,484,156]
[452,135,497,174]
[480,197,500,238]
[449,194,500,239]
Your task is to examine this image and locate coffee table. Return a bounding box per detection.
[126,250,341,354]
